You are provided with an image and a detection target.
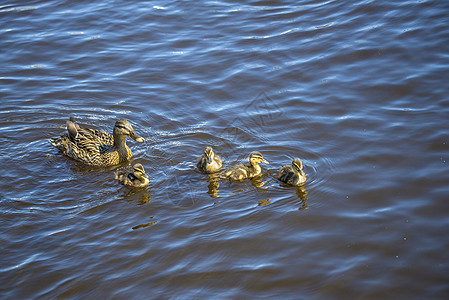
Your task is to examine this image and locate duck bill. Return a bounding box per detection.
[130,131,145,142]
[262,159,269,164]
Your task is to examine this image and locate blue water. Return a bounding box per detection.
[1,0,449,298]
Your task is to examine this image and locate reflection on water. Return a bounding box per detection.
[204,174,269,196]
[206,176,220,198]
[250,177,266,188]
[258,198,271,206]
[202,170,309,210]
[295,185,309,210]
[296,186,309,210]
[118,187,151,206]
[132,216,157,230]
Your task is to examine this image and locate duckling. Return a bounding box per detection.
[50,118,144,167]
[115,163,149,188]
[278,158,307,186]
[197,146,223,173]
[219,151,269,181]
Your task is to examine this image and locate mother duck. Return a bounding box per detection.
[50,118,144,167]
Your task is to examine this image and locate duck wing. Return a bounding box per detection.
[61,127,113,165]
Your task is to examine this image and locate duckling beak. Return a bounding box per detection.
[135,171,149,181]
[130,131,145,142]
[262,159,269,164]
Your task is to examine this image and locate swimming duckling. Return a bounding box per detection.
[115,163,149,188]
[219,151,269,181]
[50,118,144,167]
[278,158,307,186]
[197,146,223,173]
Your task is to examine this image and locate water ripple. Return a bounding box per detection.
[1,0,449,298]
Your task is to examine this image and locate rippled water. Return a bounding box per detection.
[1,0,449,298]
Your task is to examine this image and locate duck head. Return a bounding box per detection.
[114,119,144,142]
[204,146,215,164]
[66,120,79,140]
[249,151,269,165]
[133,163,149,181]
[292,158,305,175]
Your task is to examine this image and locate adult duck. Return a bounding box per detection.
[50,118,144,167]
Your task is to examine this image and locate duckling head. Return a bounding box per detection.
[133,163,149,181]
[204,146,215,164]
[292,158,305,175]
[249,151,269,165]
[114,119,145,142]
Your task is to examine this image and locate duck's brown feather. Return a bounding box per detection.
[50,119,136,167]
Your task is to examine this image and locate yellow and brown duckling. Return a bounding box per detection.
[278,158,307,186]
[197,146,223,173]
[219,151,269,181]
[50,118,144,167]
[115,163,149,188]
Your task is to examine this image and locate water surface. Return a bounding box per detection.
[1,0,449,298]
